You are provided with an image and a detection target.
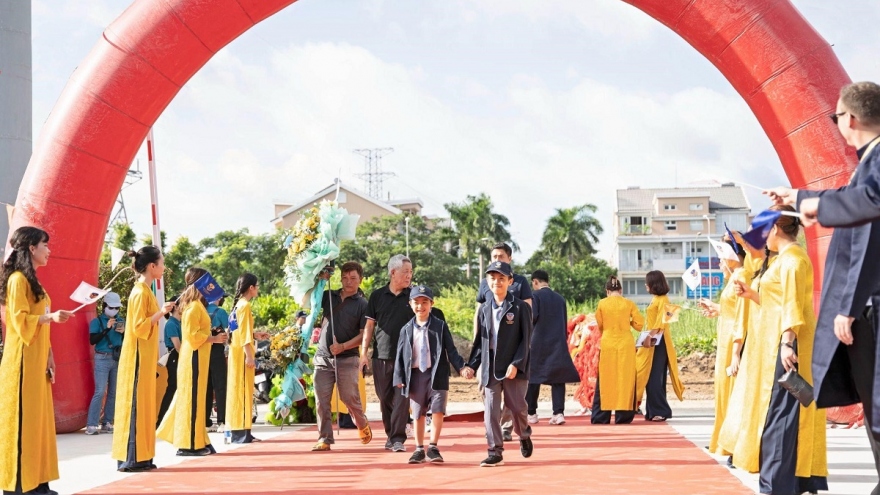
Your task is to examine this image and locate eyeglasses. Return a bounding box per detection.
[830,111,847,125]
[107,306,120,310]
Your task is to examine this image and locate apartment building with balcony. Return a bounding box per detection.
[612,183,751,303]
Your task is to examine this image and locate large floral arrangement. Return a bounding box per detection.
[269,325,305,372]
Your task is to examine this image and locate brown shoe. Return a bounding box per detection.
[359,425,372,445]
[311,441,331,451]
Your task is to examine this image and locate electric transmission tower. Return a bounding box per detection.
[353,148,395,199]
[105,160,144,243]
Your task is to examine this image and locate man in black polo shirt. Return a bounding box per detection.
[311,262,373,451]
[474,242,533,441]
[360,254,414,452]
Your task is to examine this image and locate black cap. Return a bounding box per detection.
[485,261,513,277]
[295,309,308,319]
[409,285,434,301]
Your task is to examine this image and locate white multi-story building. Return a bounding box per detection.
[613,183,751,303]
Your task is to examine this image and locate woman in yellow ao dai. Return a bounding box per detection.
[591,276,644,424]
[720,207,827,494]
[226,273,259,443]
[0,227,72,493]
[157,268,227,456]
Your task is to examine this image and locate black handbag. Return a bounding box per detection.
[777,370,814,407]
[111,346,121,362]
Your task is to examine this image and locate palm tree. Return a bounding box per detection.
[445,193,518,278]
[540,204,603,267]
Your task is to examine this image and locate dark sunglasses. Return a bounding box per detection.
[106,306,120,310]
[830,111,847,125]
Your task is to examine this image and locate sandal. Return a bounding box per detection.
[650,416,667,422]
[311,441,331,451]
[359,424,373,445]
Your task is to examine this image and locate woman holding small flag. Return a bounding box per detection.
[720,205,827,494]
[112,246,175,472]
[698,235,748,459]
[157,268,228,456]
[0,227,73,494]
[635,270,684,421]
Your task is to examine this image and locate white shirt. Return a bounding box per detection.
[491,303,504,351]
[412,322,431,370]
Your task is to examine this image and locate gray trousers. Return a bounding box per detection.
[314,356,368,444]
[484,374,531,456]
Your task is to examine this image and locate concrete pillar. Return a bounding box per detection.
[0,0,32,250]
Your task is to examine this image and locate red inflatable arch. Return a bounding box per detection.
[6,0,855,431]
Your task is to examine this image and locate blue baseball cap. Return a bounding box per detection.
[485,260,513,277]
[409,285,434,301]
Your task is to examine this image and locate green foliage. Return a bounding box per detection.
[139,230,167,251]
[433,284,478,340]
[538,204,604,266]
[110,223,137,251]
[252,294,300,330]
[164,235,202,296]
[524,258,616,304]
[198,229,290,297]
[445,193,518,279]
[340,214,466,291]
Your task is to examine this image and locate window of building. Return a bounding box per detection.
[664,221,677,231]
[669,278,683,296]
[689,203,704,211]
[623,279,650,296]
[663,247,678,254]
[663,204,676,211]
[690,220,703,231]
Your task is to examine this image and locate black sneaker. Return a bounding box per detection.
[426,446,444,463]
[480,455,504,467]
[391,442,406,452]
[520,437,533,458]
[408,449,426,464]
[502,430,513,442]
[384,439,393,450]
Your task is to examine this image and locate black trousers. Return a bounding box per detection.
[525,383,565,415]
[850,309,880,495]
[759,343,828,495]
[205,343,227,426]
[591,372,635,424]
[645,344,672,420]
[373,358,408,444]
[156,349,179,427]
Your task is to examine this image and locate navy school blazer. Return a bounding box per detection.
[467,292,532,387]
[393,314,466,397]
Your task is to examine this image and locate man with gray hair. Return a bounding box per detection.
[360,254,414,452]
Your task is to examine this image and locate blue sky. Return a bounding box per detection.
[28,0,880,260]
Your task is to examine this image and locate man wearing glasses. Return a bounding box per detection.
[85,292,125,435]
[766,81,880,495]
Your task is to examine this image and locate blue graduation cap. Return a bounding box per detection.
[724,222,742,255]
[228,310,239,332]
[193,272,225,303]
[741,210,783,249]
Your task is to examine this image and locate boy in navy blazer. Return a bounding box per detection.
[463,261,533,467]
[394,285,467,464]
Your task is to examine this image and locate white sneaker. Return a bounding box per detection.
[85,426,100,435]
[527,414,539,424]
[549,414,566,425]
[405,423,414,438]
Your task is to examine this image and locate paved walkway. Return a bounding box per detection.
[50,400,877,495]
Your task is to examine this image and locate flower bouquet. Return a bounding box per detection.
[269,325,305,373]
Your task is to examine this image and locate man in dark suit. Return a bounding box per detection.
[464,261,533,467]
[525,270,579,425]
[767,81,880,494]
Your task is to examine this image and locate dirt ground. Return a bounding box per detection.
[364,341,717,404]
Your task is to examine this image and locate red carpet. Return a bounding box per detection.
[77,416,752,495]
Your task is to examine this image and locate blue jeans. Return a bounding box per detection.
[87,353,118,426]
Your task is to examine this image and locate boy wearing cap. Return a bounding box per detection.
[463,261,533,467]
[86,292,125,435]
[393,285,467,464]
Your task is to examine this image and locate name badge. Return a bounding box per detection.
[505,312,514,324]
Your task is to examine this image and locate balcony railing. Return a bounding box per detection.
[620,225,652,235]
[620,259,654,272]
